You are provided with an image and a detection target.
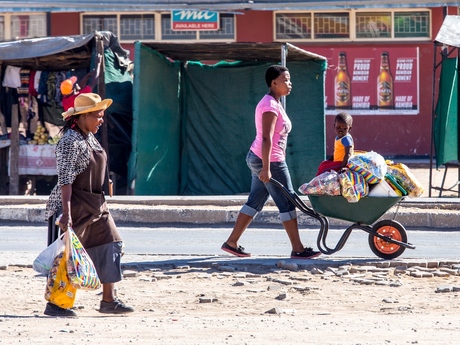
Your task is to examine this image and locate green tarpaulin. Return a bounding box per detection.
[129,42,327,195]
[434,57,458,168]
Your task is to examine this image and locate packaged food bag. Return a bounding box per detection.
[44,250,77,309]
[347,151,387,184]
[386,163,424,197]
[66,228,101,290]
[298,171,341,196]
[339,170,369,203]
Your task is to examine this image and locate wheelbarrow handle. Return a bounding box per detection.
[269,178,319,217]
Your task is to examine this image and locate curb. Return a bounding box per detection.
[0,197,458,229]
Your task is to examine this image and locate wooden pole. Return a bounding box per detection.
[9,101,19,195]
[95,35,111,194]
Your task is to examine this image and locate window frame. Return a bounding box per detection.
[274,9,431,42]
[0,12,47,42]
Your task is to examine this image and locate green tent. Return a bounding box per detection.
[129,42,327,195]
[434,57,458,168]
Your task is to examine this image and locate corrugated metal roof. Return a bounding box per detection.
[0,0,459,12]
[141,42,327,62]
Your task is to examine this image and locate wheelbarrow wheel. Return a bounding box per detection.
[368,220,407,259]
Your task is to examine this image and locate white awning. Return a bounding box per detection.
[435,15,460,48]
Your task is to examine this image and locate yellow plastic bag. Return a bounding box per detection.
[44,250,77,310]
[386,163,424,198]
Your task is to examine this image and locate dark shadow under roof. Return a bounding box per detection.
[141,42,326,63]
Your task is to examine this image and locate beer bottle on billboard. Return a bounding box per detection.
[377,51,394,108]
[335,52,351,108]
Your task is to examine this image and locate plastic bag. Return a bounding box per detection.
[298,171,341,196]
[33,232,65,275]
[44,250,77,309]
[386,163,424,198]
[339,170,369,203]
[66,228,101,290]
[347,151,387,184]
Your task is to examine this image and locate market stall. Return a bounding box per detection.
[0,31,133,195]
[129,42,327,195]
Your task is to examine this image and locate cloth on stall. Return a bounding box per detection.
[34,71,42,96]
[18,69,30,96]
[2,66,22,88]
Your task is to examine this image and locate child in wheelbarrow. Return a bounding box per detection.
[316,112,354,176]
[221,65,320,260]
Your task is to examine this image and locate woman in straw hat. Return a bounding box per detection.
[44,93,134,317]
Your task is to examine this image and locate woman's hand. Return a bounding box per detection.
[58,213,72,232]
[259,169,272,183]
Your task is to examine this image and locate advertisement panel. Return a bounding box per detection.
[323,47,419,115]
[171,10,219,31]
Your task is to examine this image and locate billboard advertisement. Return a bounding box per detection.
[323,47,419,115]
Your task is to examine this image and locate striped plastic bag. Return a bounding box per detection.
[66,228,101,290]
[339,170,369,203]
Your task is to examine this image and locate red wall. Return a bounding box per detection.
[50,12,80,36]
[236,10,273,42]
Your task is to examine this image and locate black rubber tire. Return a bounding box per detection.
[368,219,407,259]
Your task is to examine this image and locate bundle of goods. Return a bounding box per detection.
[338,170,368,203]
[347,151,387,185]
[298,171,341,196]
[385,162,424,198]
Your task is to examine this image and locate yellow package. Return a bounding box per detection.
[44,250,77,309]
[386,163,424,198]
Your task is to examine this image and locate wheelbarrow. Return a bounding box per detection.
[270,178,416,260]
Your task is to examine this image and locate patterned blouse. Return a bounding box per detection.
[45,129,103,219]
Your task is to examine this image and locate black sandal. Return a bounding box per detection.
[221,242,251,257]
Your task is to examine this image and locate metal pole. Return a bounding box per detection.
[281,44,288,109]
[429,43,438,197]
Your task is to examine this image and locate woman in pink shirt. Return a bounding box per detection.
[222,65,320,259]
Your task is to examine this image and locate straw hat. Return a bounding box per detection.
[60,76,78,95]
[62,93,113,120]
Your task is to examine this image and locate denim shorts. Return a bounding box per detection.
[240,150,297,222]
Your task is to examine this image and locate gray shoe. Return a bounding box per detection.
[44,302,77,317]
[99,299,134,314]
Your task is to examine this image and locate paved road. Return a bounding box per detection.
[1,223,459,261]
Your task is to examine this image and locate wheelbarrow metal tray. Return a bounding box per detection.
[307,195,403,225]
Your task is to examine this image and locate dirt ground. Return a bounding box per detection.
[0,260,459,345]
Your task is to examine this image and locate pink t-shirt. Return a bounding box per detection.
[250,94,292,162]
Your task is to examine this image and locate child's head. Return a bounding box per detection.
[334,112,353,138]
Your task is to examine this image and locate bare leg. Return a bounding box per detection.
[282,218,304,252]
[225,212,253,248]
[102,282,116,302]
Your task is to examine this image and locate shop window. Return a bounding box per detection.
[82,15,118,35]
[394,11,430,38]
[275,10,430,41]
[314,13,349,39]
[276,13,311,39]
[11,14,46,39]
[161,13,235,41]
[0,16,4,41]
[356,12,391,38]
[199,14,235,40]
[120,14,155,40]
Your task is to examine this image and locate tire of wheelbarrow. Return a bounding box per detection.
[368,220,407,260]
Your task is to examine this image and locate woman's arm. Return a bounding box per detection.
[259,111,277,183]
[59,184,73,231]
